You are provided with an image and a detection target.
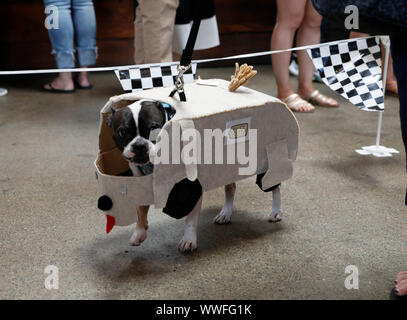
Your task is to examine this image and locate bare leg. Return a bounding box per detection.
[43,70,90,90]
[385,57,398,95]
[178,196,202,252]
[213,183,236,224]
[271,0,316,112]
[77,70,91,87]
[297,1,321,97]
[349,31,368,38]
[297,1,338,106]
[129,205,149,246]
[269,185,282,222]
[43,72,74,91]
[271,0,307,100]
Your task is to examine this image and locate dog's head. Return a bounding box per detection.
[107,99,173,165]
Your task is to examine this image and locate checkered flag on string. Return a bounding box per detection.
[114,62,197,93]
[307,37,384,111]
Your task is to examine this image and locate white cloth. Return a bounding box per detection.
[172,0,220,54]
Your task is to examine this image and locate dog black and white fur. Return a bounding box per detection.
[107,99,283,252]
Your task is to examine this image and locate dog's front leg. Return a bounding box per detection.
[129,205,149,246]
[178,196,202,252]
[269,186,282,223]
[213,183,236,224]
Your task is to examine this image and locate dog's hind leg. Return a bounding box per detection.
[178,196,202,252]
[213,183,236,224]
[269,186,282,223]
[129,205,150,246]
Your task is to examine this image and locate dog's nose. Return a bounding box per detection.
[131,142,148,154]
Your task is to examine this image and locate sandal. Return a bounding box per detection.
[305,90,339,107]
[283,93,315,113]
[42,83,75,94]
[74,78,93,90]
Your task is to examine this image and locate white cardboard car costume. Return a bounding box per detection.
[95,79,299,232]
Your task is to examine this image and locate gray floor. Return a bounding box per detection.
[0,65,406,300]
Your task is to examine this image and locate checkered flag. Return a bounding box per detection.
[115,62,197,93]
[307,37,384,111]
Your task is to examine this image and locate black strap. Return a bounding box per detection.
[169,4,202,102]
[180,17,201,66]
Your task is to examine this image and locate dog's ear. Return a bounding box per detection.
[142,100,169,123]
[156,103,167,122]
[106,107,115,127]
[106,115,113,127]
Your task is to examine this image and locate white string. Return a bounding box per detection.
[375,36,391,147]
[0,36,381,76]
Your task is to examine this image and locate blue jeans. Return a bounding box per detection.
[43,0,97,68]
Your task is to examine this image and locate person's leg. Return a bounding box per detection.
[385,55,398,95]
[135,0,179,64]
[297,0,338,106]
[391,36,407,158]
[43,0,75,91]
[134,4,145,64]
[271,0,316,112]
[72,0,97,87]
[159,0,179,62]
[390,35,407,299]
[271,0,306,100]
[349,31,368,38]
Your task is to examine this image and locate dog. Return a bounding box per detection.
[107,99,283,252]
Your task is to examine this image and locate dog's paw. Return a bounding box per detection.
[129,227,147,246]
[213,208,232,224]
[269,211,282,223]
[178,233,197,253]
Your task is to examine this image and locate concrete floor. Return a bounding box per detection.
[0,65,406,300]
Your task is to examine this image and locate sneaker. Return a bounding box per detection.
[289,57,299,77]
[289,53,322,83]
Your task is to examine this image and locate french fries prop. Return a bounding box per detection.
[228,63,258,92]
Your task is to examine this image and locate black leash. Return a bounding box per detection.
[169,5,202,102]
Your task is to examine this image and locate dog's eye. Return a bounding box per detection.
[118,128,125,138]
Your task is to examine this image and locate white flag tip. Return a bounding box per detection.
[356,145,399,157]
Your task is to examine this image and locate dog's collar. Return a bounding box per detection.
[138,162,154,176]
[161,102,175,121]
